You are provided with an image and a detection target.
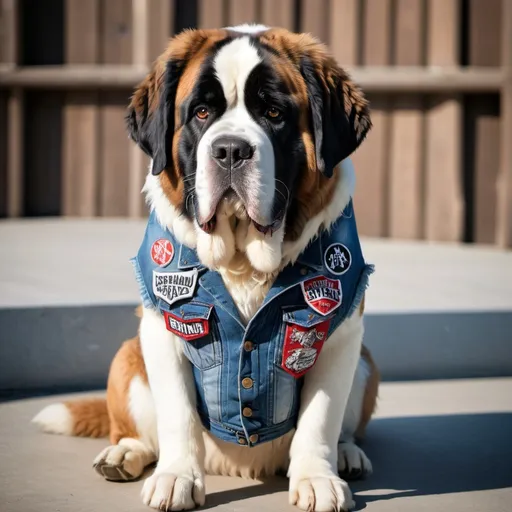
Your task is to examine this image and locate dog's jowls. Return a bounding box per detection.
[33,25,379,512]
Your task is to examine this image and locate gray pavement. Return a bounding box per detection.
[1,378,511,512]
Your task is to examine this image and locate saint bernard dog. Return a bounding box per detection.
[33,25,380,512]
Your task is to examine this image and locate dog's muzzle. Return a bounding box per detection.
[197,135,281,235]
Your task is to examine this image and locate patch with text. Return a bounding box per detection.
[301,275,342,316]
[153,268,198,306]
[163,309,211,341]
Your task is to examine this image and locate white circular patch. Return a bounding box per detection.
[324,243,352,275]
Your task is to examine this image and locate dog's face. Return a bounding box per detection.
[127,26,370,272]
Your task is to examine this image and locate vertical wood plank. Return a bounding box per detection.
[466,0,502,243]
[465,97,501,243]
[99,92,131,217]
[99,0,133,216]
[468,0,501,67]
[228,0,258,26]
[0,92,7,217]
[62,0,99,217]
[1,0,20,216]
[0,0,18,64]
[424,0,463,241]
[7,88,23,217]
[329,0,359,66]
[300,0,329,40]
[353,0,392,237]
[496,0,512,246]
[100,0,133,64]
[198,0,225,29]
[0,0,20,217]
[388,0,424,239]
[261,0,294,30]
[148,0,173,57]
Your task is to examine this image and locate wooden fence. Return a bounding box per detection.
[1,0,511,246]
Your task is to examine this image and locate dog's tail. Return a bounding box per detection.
[32,398,109,438]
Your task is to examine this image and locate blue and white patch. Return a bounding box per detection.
[153,268,198,306]
[324,243,352,275]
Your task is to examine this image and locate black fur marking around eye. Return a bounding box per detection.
[244,60,306,220]
[178,59,228,219]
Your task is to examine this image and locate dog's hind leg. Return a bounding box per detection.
[93,337,158,482]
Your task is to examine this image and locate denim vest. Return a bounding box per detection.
[132,201,373,447]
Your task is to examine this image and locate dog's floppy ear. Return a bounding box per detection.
[126,58,183,176]
[301,56,371,177]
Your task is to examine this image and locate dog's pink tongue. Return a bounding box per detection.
[199,216,217,233]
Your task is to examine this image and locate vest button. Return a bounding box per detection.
[249,434,259,444]
[300,267,308,276]
[242,407,253,418]
[238,437,247,445]
[243,341,254,352]
[241,377,253,389]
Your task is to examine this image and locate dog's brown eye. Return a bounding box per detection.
[196,107,209,120]
[266,107,281,120]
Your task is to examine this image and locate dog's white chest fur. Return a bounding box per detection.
[219,265,274,324]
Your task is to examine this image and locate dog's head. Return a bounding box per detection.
[127,25,371,273]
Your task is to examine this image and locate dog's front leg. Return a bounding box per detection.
[288,314,364,512]
[139,307,205,511]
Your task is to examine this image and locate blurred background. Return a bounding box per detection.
[0,0,511,247]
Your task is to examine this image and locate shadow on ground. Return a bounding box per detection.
[351,413,512,510]
[197,413,512,511]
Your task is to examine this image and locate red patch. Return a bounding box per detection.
[300,276,342,316]
[281,320,331,378]
[163,311,210,341]
[151,238,174,267]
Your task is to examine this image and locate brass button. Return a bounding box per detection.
[241,377,253,389]
[300,267,308,276]
[249,434,259,444]
[238,437,247,445]
[243,340,254,351]
[242,407,253,418]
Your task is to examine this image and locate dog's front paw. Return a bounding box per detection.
[289,475,354,512]
[141,463,205,511]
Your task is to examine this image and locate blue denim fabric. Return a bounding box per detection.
[131,200,373,447]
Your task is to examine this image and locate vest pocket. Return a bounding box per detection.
[160,301,223,370]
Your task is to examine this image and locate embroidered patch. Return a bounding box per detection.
[324,243,351,275]
[163,310,211,341]
[151,238,174,267]
[282,320,330,378]
[301,275,342,316]
[153,268,198,306]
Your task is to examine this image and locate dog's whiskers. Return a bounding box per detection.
[274,178,290,204]
[185,191,195,212]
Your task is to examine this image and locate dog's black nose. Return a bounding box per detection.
[211,136,254,169]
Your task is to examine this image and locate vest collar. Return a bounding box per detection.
[177,242,204,270]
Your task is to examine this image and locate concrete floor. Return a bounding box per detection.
[1,378,511,512]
